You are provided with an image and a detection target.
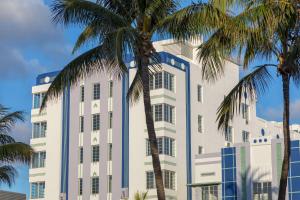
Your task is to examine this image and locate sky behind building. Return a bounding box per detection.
[0,0,300,197]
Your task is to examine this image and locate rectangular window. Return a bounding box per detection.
[153,104,175,124]
[225,126,233,143]
[31,151,46,168]
[201,185,219,200]
[146,137,175,157]
[80,86,84,102]
[108,143,112,161]
[33,122,47,138]
[80,116,84,133]
[30,182,45,199]
[154,104,163,121]
[198,115,203,133]
[108,175,112,193]
[253,182,272,200]
[79,147,83,164]
[92,114,100,131]
[108,112,113,129]
[109,81,113,98]
[149,74,154,90]
[79,178,83,195]
[92,145,100,162]
[91,177,99,194]
[146,170,176,190]
[197,85,203,102]
[154,72,163,89]
[242,131,250,142]
[93,83,100,100]
[198,146,203,154]
[146,171,155,189]
[242,103,249,121]
[164,71,174,91]
[33,93,45,109]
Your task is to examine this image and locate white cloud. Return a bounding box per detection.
[0,0,71,79]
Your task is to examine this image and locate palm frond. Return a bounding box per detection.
[217,64,273,130]
[0,165,17,187]
[0,143,33,164]
[51,0,128,26]
[0,105,24,134]
[0,134,15,145]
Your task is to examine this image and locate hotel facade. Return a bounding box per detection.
[29,39,300,200]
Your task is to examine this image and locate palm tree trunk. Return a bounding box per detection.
[278,74,290,200]
[140,55,166,200]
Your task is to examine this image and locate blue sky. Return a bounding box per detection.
[0,0,300,198]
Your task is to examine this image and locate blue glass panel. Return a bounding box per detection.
[290,193,300,200]
[291,163,300,177]
[224,182,236,196]
[291,140,300,148]
[225,197,236,200]
[223,148,234,155]
[291,148,300,162]
[224,155,235,168]
[290,177,300,192]
[224,169,235,182]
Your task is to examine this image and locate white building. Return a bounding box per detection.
[29,39,300,200]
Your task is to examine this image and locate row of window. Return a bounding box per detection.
[146,170,176,190]
[80,81,113,102]
[80,112,113,133]
[32,122,47,138]
[79,144,112,163]
[149,71,174,91]
[225,126,250,143]
[152,104,175,124]
[78,176,113,195]
[146,137,175,157]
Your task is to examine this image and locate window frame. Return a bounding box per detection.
[93,83,101,100]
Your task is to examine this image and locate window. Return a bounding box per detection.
[79,147,83,164]
[242,103,249,120]
[146,171,155,189]
[92,114,100,131]
[80,86,84,102]
[197,85,203,102]
[153,104,175,124]
[108,143,112,161]
[242,131,250,142]
[198,146,203,154]
[93,83,100,100]
[79,178,83,195]
[253,182,272,200]
[198,115,203,133]
[108,175,112,193]
[150,71,175,91]
[146,170,176,190]
[164,104,174,123]
[108,112,113,129]
[30,182,45,199]
[154,72,163,89]
[31,151,46,168]
[33,93,45,109]
[200,185,219,200]
[225,126,233,143]
[92,145,100,162]
[33,122,47,138]
[91,177,99,194]
[164,71,174,91]
[80,116,84,133]
[109,81,113,97]
[146,137,175,157]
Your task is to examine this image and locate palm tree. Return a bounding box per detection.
[0,105,33,186]
[198,1,300,199]
[42,0,230,199]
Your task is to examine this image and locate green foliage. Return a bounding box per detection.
[0,105,33,187]
[134,191,148,200]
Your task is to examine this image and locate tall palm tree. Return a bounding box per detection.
[198,1,300,199]
[0,105,33,186]
[42,0,230,199]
